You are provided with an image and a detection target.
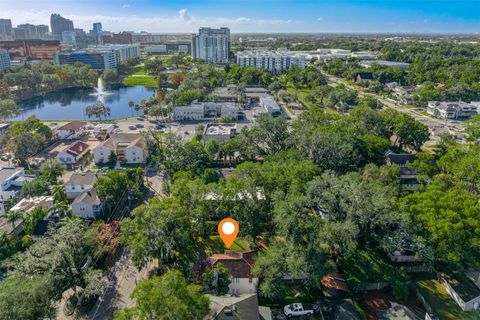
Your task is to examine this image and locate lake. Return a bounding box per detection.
[10,85,156,121]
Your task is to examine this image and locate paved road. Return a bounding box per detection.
[86,249,153,320]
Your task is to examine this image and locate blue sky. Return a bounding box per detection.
[1,0,479,33]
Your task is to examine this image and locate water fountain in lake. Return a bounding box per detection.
[91,77,111,101]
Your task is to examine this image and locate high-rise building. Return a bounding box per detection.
[92,22,103,45]
[50,14,74,37]
[13,28,29,40]
[61,31,76,45]
[36,25,49,39]
[191,27,230,64]
[16,24,39,39]
[0,50,11,71]
[0,19,13,41]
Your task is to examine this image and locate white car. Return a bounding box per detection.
[283,303,315,317]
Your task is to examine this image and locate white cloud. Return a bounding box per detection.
[121,4,130,9]
[0,8,300,33]
[315,17,323,23]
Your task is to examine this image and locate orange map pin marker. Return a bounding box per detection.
[218,218,239,249]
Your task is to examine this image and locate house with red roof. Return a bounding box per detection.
[55,141,90,164]
[207,250,258,295]
[56,121,87,140]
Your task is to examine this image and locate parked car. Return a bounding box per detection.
[184,131,189,135]
[128,125,136,130]
[155,124,165,130]
[135,124,144,128]
[283,303,315,317]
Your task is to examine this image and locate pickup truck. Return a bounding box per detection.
[283,303,315,317]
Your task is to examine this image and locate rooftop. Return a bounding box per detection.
[72,189,102,206]
[60,141,90,157]
[208,294,260,320]
[361,60,410,68]
[0,167,23,182]
[99,133,144,149]
[321,272,350,293]
[65,171,104,186]
[10,196,54,213]
[207,250,256,279]
[444,273,480,302]
[204,124,237,136]
[57,121,87,131]
[385,150,416,166]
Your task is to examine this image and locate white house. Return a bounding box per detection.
[56,141,90,165]
[0,167,35,215]
[427,101,478,120]
[64,171,104,199]
[92,133,146,164]
[443,273,480,311]
[207,250,258,295]
[55,121,88,140]
[71,189,103,219]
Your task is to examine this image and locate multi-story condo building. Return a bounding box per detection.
[50,13,74,37]
[13,28,29,40]
[236,50,306,73]
[93,133,146,164]
[55,44,140,69]
[61,31,76,45]
[36,25,49,39]
[92,22,103,45]
[427,101,478,120]
[191,27,230,64]
[0,19,13,41]
[16,24,39,39]
[0,50,11,71]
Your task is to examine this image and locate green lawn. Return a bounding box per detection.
[206,235,250,255]
[123,75,158,87]
[416,280,480,320]
[286,87,338,114]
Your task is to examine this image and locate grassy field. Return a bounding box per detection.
[123,75,158,87]
[206,235,250,255]
[416,280,480,320]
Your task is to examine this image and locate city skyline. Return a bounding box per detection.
[0,0,479,34]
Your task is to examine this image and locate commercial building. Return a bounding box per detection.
[0,19,13,41]
[236,50,306,73]
[203,123,237,142]
[55,44,140,70]
[0,40,60,60]
[173,102,239,121]
[103,32,133,45]
[360,60,410,68]
[259,95,281,116]
[50,13,74,37]
[92,22,103,45]
[427,101,478,119]
[144,41,191,55]
[0,50,11,71]
[61,31,76,45]
[191,27,230,64]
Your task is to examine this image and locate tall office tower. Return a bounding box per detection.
[50,13,74,37]
[92,22,103,45]
[0,19,13,41]
[13,28,30,40]
[36,25,49,39]
[16,24,39,39]
[191,27,230,64]
[0,50,11,71]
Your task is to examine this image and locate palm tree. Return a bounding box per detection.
[85,101,111,121]
[52,185,67,203]
[6,210,23,229]
[128,101,135,117]
[49,201,70,218]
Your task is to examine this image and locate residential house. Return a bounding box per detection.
[207,250,258,295]
[207,293,266,320]
[64,171,104,199]
[0,167,35,215]
[427,101,478,120]
[93,133,146,164]
[355,72,374,82]
[10,196,54,213]
[442,273,480,311]
[385,150,420,190]
[55,121,88,140]
[71,189,103,219]
[56,141,90,165]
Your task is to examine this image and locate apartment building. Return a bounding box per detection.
[93,133,145,164]
[191,27,230,64]
[0,50,11,71]
[236,50,306,73]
